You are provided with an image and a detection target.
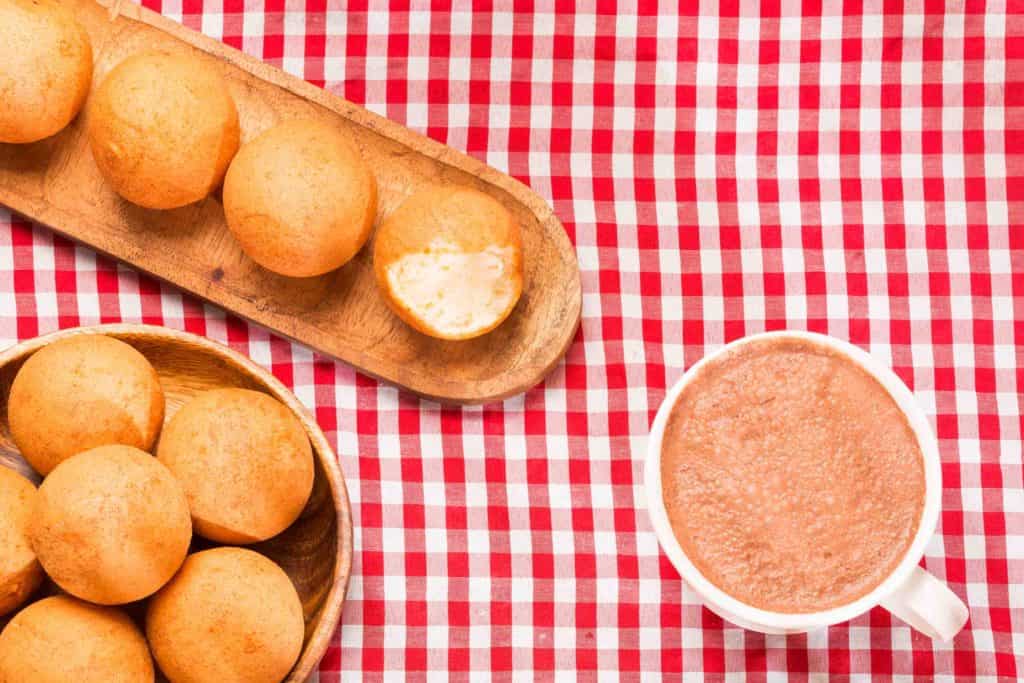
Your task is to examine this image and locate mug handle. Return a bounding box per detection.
[880,566,969,641]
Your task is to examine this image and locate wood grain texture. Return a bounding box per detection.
[0,324,352,683]
[0,0,582,405]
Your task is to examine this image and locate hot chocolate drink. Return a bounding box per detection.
[660,336,926,613]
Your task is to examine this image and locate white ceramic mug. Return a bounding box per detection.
[645,331,969,640]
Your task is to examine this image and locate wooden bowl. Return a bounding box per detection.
[0,324,352,682]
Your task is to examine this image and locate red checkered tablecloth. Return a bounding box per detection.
[2,0,1022,680]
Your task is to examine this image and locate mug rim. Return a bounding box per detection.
[644,330,942,631]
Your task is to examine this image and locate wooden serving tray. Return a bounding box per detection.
[0,0,582,404]
[0,324,352,682]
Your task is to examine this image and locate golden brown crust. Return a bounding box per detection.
[222,118,378,277]
[86,51,239,209]
[0,596,154,683]
[156,387,314,544]
[373,185,523,340]
[0,0,93,144]
[0,467,43,617]
[28,445,192,605]
[146,548,303,683]
[7,334,165,476]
